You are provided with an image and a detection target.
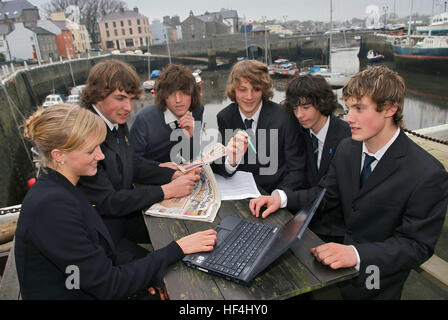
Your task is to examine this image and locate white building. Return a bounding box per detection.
[0,24,11,61]
[6,22,36,60]
[6,22,57,61]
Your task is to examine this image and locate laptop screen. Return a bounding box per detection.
[252,188,326,275]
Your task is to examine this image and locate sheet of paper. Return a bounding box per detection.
[215,171,261,200]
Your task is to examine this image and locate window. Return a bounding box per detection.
[122,29,125,35]
[137,19,141,25]
[106,31,110,37]
[138,27,142,34]
[125,39,134,47]
[106,40,114,49]
[113,21,116,28]
[120,20,124,27]
[128,20,132,26]
[114,30,118,36]
[105,22,108,29]
[129,28,133,35]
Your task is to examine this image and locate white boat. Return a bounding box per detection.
[306,66,349,89]
[367,50,385,62]
[268,59,299,77]
[193,72,204,85]
[142,79,155,92]
[303,0,350,89]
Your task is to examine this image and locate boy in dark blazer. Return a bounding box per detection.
[213,60,306,193]
[250,66,448,299]
[78,59,200,258]
[283,74,351,242]
[130,64,204,168]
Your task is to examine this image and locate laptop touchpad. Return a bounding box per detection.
[215,227,230,247]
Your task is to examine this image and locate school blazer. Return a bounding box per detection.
[301,114,351,237]
[15,169,183,299]
[284,130,448,299]
[130,104,204,164]
[302,114,351,188]
[77,106,175,244]
[213,100,306,193]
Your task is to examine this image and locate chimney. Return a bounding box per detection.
[133,7,139,13]
[120,7,124,13]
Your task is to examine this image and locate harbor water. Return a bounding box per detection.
[179,48,448,133]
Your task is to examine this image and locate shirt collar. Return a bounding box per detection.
[238,102,262,128]
[362,127,401,161]
[310,116,330,143]
[164,108,178,125]
[92,105,118,131]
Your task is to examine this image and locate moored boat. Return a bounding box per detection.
[268,59,299,77]
[367,50,385,62]
[392,36,448,75]
[305,66,349,89]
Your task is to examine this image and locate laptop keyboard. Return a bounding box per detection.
[203,220,276,277]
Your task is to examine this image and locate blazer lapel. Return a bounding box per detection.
[350,140,363,194]
[319,118,338,176]
[256,101,273,130]
[305,129,319,179]
[356,130,406,199]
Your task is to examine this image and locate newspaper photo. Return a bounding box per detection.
[145,164,221,222]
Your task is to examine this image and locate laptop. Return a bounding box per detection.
[182,188,326,285]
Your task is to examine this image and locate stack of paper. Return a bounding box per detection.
[215,171,261,200]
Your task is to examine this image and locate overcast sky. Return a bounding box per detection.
[29,0,441,22]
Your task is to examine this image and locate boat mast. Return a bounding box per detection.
[408,0,413,38]
[263,16,268,65]
[329,0,333,72]
[429,0,435,37]
[243,15,249,59]
[147,36,151,79]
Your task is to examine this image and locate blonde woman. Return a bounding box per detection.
[15,104,216,300]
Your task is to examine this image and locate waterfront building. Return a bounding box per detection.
[6,22,58,61]
[50,12,91,54]
[181,9,236,40]
[268,24,293,36]
[98,7,151,51]
[38,19,75,58]
[163,15,182,41]
[0,0,39,25]
[0,23,11,60]
[151,19,176,45]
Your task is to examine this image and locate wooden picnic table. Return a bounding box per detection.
[144,197,358,300]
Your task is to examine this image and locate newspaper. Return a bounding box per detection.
[145,164,220,222]
[177,143,227,173]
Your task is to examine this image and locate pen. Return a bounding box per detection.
[242,130,257,154]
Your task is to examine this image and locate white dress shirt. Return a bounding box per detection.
[225,103,262,174]
[273,127,401,271]
[311,116,330,170]
[93,105,118,131]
